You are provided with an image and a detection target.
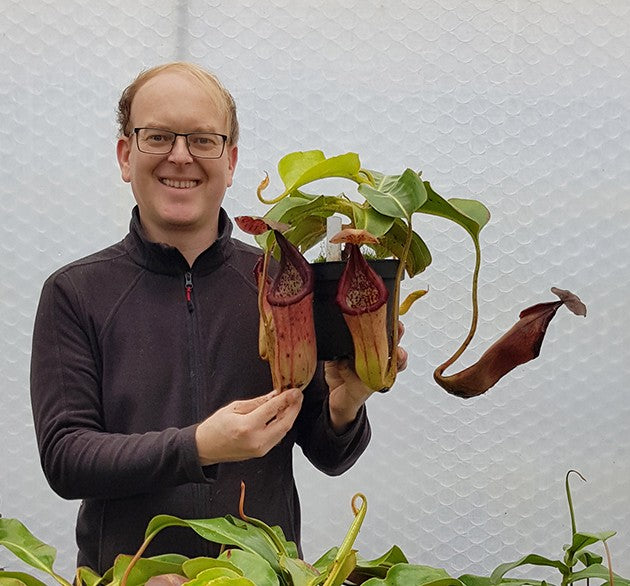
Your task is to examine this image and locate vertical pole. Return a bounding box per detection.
[326,216,342,261]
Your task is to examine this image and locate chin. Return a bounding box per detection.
[161,215,201,230]
[160,206,217,230]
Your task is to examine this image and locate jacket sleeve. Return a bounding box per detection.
[294,364,371,475]
[30,272,212,501]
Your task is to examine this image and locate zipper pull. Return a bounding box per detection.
[185,271,194,312]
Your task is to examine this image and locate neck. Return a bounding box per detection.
[172,236,216,267]
[143,222,219,267]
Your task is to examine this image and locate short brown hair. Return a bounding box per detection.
[116,62,239,145]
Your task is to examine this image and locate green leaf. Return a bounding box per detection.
[376,219,432,277]
[112,554,185,586]
[457,576,494,586]
[449,198,491,231]
[358,170,427,220]
[419,182,490,239]
[277,151,362,195]
[149,554,189,565]
[361,564,461,586]
[459,576,544,586]
[349,545,409,581]
[262,192,320,223]
[218,550,280,586]
[279,554,321,584]
[357,545,409,570]
[185,572,255,586]
[0,572,47,586]
[564,532,616,567]
[143,515,292,575]
[75,565,105,586]
[567,563,630,585]
[256,194,352,251]
[283,195,353,226]
[352,206,396,238]
[574,550,603,567]
[0,519,71,586]
[286,215,328,254]
[182,558,242,579]
[98,566,114,585]
[312,547,338,575]
[321,550,358,586]
[186,566,242,581]
[490,555,569,583]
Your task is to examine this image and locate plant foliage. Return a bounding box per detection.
[0,473,626,586]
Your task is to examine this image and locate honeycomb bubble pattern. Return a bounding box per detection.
[1,0,629,580]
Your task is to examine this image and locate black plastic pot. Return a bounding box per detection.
[311,259,400,360]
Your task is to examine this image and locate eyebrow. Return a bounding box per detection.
[141,122,224,133]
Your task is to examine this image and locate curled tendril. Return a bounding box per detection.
[352,493,366,516]
[238,480,249,521]
[257,172,283,204]
[322,493,368,586]
[565,469,587,536]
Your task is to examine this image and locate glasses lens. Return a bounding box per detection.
[187,133,225,158]
[135,129,226,158]
[137,129,175,154]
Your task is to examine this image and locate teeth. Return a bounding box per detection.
[161,178,198,189]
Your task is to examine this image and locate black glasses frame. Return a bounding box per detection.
[132,127,228,159]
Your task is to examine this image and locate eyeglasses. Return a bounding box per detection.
[132,127,228,159]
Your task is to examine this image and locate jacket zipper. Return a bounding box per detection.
[184,271,194,312]
[184,270,205,526]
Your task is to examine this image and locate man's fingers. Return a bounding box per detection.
[230,390,279,415]
[253,388,303,426]
[396,346,408,372]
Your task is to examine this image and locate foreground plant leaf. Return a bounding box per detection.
[75,565,104,586]
[114,554,187,586]
[346,546,409,583]
[434,287,587,398]
[0,571,48,586]
[361,563,462,586]
[0,519,72,586]
[144,573,188,585]
[237,481,294,560]
[183,567,253,585]
[236,216,317,392]
[568,564,630,586]
[218,550,280,586]
[332,230,392,391]
[490,554,570,583]
[320,494,368,586]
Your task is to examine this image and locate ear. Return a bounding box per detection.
[225,144,238,188]
[116,136,132,183]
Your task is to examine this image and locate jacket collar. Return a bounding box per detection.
[123,206,235,275]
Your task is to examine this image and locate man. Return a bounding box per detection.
[30,62,406,573]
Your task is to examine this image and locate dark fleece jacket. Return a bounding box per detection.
[30,207,370,573]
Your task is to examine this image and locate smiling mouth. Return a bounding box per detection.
[160,178,200,189]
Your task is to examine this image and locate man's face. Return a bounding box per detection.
[116,70,238,243]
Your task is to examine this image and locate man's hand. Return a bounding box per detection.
[325,322,408,434]
[195,388,303,466]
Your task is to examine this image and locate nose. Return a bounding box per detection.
[168,135,193,163]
